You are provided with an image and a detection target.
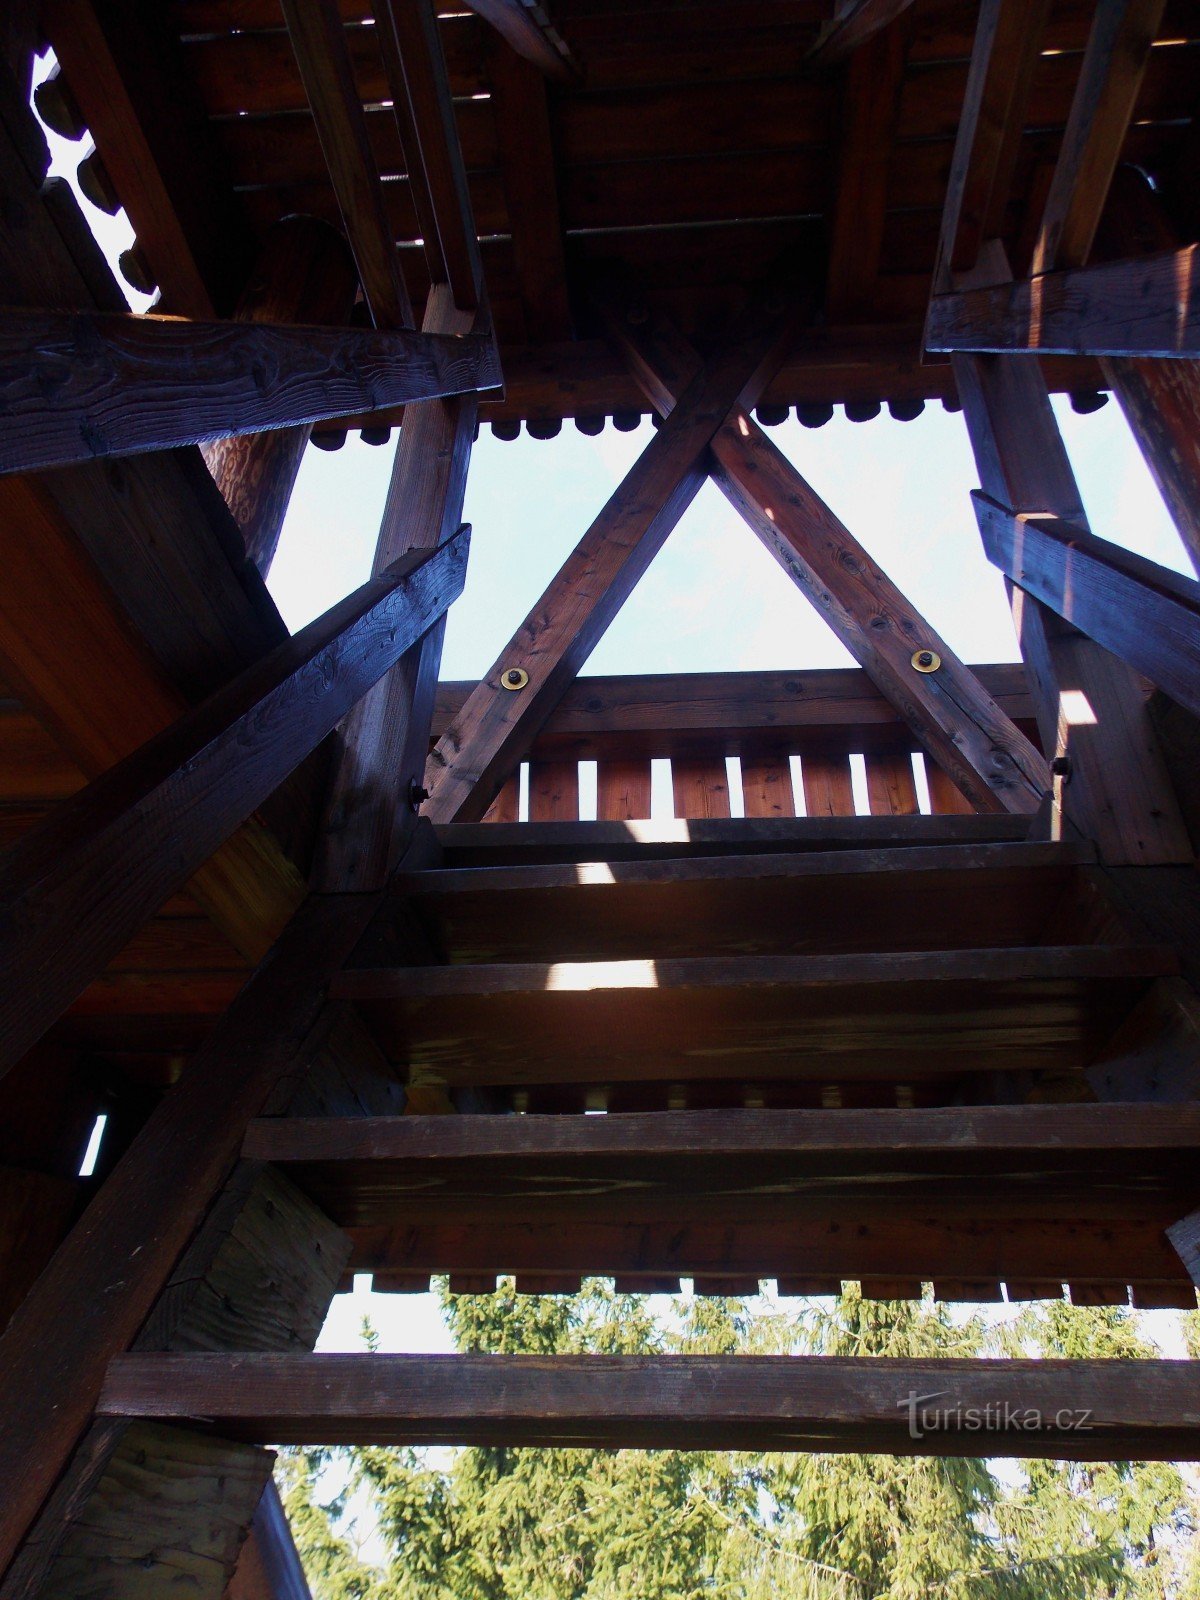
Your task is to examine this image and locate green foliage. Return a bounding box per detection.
[281,1285,1200,1600]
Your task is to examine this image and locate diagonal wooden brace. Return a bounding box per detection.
[424,296,804,823]
[611,309,1049,813]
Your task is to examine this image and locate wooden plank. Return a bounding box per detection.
[528,759,580,821]
[926,763,975,816]
[1166,1207,1200,1288]
[315,286,478,893]
[800,752,855,818]
[425,302,801,822]
[464,0,576,80]
[974,493,1200,718]
[482,774,520,823]
[671,756,731,820]
[807,0,917,68]
[596,758,652,821]
[610,311,1050,814]
[864,750,918,815]
[200,218,358,575]
[739,750,796,819]
[0,890,380,1580]
[40,0,253,315]
[0,1169,78,1331]
[0,529,468,1072]
[1030,0,1169,274]
[952,330,1193,864]
[99,1351,1200,1459]
[226,1482,313,1600]
[0,308,500,475]
[928,248,1200,358]
[279,0,413,327]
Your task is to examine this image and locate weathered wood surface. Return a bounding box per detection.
[226,1482,312,1600]
[201,217,358,575]
[99,1352,1200,1459]
[0,891,378,1581]
[929,247,1200,357]
[425,303,801,822]
[336,944,1171,1087]
[279,0,413,327]
[807,0,917,67]
[0,529,468,1072]
[0,307,500,474]
[610,310,1048,813]
[975,494,1200,718]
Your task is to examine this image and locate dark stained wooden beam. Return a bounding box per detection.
[227,1482,314,1600]
[974,493,1200,718]
[0,892,380,1582]
[462,0,577,81]
[929,0,1053,289]
[374,0,483,310]
[1030,0,1168,275]
[280,0,413,327]
[1167,1208,1200,1290]
[0,529,468,1073]
[806,0,917,69]
[0,308,501,475]
[40,0,253,316]
[424,301,801,822]
[201,217,359,577]
[315,286,478,893]
[611,310,1048,814]
[99,1351,1200,1459]
[929,247,1200,359]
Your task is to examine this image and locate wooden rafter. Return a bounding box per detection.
[927,247,1200,359]
[0,308,501,474]
[424,299,802,823]
[0,529,469,1073]
[806,0,917,70]
[975,494,1200,717]
[463,0,577,82]
[100,1351,1200,1459]
[280,0,413,328]
[612,309,1048,814]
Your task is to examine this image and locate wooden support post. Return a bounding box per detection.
[280,0,413,328]
[1167,1208,1200,1291]
[0,529,468,1072]
[0,889,382,1583]
[424,300,802,822]
[462,0,577,81]
[806,0,917,68]
[316,288,479,892]
[201,218,357,575]
[0,306,501,477]
[611,309,1048,814]
[99,1351,1200,1460]
[974,494,1200,717]
[225,1482,313,1600]
[953,339,1191,863]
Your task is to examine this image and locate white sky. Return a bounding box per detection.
[30,49,1198,1361]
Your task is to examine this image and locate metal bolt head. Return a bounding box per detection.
[1050,755,1072,781]
[407,780,431,812]
[911,649,941,673]
[500,666,529,691]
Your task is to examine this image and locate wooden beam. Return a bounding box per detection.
[374,0,483,310]
[0,529,468,1072]
[975,494,1200,719]
[40,0,253,316]
[806,0,917,69]
[1167,1208,1200,1289]
[99,1352,1200,1459]
[462,0,576,81]
[280,0,413,327]
[0,890,380,1582]
[928,247,1200,359]
[315,286,478,893]
[1030,0,1168,275]
[0,308,501,475]
[227,1482,313,1600]
[612,311,1049,814]
[930,0,1052,288]
[201,217,359,576]
[424,301,801,822]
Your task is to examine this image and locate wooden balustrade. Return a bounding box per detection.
[430,663,1039,823]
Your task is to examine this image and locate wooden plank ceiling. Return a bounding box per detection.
[139,0,1200,430]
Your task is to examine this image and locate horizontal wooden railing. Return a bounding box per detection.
[430,663,1041,823]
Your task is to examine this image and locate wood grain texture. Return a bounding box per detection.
[99,1351,1200,1459]
[425,303,801,822]
[0,308,500,474]
[975,494,1200,718]
[928,248,1200,358]
[807,0,917,67]
[0,529,468,1071]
